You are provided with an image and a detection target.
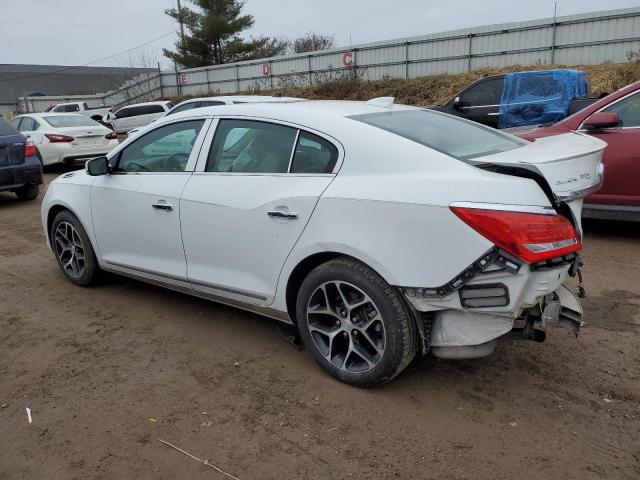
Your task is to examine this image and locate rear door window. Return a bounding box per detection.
[206,119,297,173]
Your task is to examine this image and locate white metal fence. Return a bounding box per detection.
[20,6,640,113]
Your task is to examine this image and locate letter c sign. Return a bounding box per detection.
[262,63,271,76]
[342,51,353,67]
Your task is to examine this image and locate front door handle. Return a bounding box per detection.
[152,202,173,211]
[268,210,298,219]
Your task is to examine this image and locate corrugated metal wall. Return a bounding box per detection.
[21,7,640,113]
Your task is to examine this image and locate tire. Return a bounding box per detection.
[15,184,39,201]
[296,258,418,387]
[50,210,99,286]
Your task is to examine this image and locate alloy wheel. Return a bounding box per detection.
[306,281,386,373]
[54,222,85,279]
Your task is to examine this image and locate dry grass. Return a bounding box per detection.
[169,62,640,106]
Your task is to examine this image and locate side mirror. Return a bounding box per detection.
[86,156,110,176]
[452,96,462,110]
[583,112,620,130]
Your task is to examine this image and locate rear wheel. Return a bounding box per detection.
[50,210,98,286]
[296,258,418,387]
[15,184,39,201]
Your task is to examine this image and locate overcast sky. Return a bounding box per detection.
[1,0,638,68]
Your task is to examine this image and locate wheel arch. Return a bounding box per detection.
[284,250,398,326]
[46,203,98,256]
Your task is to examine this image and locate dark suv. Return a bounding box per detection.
[0,117,43,200]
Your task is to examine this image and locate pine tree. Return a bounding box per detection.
[163,0,286,68]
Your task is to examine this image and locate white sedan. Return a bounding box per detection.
[10,113,118,166]
[41,98,604,386]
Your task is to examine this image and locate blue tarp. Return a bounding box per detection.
[498,69,588,128]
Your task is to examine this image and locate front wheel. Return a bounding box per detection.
[50,210,99,286]
[296,258,418,387]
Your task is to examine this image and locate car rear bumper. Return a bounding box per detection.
[41,141,118,166]
[0,156,43,191]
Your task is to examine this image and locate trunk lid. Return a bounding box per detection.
[471,132,606,233]
[56,126,110,148]
[0,133,26,166]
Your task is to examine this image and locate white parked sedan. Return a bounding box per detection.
[41,98,604,386]
[10,113,119,166]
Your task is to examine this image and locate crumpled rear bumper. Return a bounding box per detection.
[428,283,583,359]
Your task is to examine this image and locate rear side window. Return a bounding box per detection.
[290,131,338,173]
[207,119,297,173]
[350,109,524,161]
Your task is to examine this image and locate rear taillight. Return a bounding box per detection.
[24,139,37,157]
[450,207,581,263]
[45,134,74,143]
[105,131,117,140]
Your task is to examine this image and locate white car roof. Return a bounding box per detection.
[152,100,422,147]
[175,95,303,106]
[19,112,89,119]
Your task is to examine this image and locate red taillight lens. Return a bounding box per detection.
[105,131,117,140]
[450,207,581,263]
[24,139,37,157]
[45,133,74,143]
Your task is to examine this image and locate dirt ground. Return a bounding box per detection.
[1,171,638,480]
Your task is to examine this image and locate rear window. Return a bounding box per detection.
[0,117,19,136]
[350,109,524,160]
[43,115,99,128]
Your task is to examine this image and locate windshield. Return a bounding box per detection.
[350,109,525,160]
[43,115,100,128]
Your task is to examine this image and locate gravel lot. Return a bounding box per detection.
[1,171,639,480]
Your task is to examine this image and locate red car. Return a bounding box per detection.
[506,81,640,222]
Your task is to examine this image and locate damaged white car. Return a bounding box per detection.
[41,98,604,386]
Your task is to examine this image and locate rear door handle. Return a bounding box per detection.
[152,201,173,211]
[268,210,298,219]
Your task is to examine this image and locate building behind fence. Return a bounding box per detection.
[18,6,640,113]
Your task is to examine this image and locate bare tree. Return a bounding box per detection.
[291,32,335,53]
[117,47,161,105]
